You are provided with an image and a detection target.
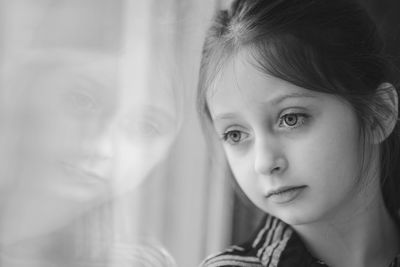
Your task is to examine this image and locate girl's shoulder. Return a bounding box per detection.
[200,215,296,267]
[200,244,263,267]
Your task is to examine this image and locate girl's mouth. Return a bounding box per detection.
[59,161,108,185]
[265,185,307,204]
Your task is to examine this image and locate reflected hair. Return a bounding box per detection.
[197,0,400,221]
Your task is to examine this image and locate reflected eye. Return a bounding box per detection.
[222,130,249,145]
[279,113,308,128]
[122,106,177,141]
[123,117,173,141]
[128,120,162,138]
[64,91,97,112]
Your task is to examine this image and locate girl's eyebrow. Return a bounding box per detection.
[213,113,239,123]
[131,104,176,125]
[269,92,317,106]
[212,92,316,122]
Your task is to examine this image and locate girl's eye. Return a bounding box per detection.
[279,113,308,128]
[222,130,249,145]
[125,119,162,139]
[64,91,97,112]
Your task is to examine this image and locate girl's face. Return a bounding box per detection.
[208,53,370,226]
[20,60,178,199]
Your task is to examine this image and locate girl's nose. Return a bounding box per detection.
[253,138,287,176]
[80,120,115,161]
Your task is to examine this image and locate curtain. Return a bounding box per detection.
[0,0,235,266]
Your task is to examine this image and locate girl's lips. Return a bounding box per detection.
[59,162,108,184]
[265,185,307,204]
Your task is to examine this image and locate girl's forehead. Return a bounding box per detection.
[207,47,274,95]
[208,51,315,106]
[207,50,258,98]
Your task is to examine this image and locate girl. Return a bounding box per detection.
[198,0,400,266]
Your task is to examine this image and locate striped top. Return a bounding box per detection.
[201,215,400,267]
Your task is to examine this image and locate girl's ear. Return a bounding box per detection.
[370,82,398,144]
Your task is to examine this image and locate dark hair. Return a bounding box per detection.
[197,0,400,221]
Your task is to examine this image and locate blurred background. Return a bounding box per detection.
[0,0,399,267]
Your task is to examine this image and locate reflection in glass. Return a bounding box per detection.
[0,48,180,266]
[0,0,217,266]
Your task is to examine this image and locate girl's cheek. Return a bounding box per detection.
[228,153,253,183]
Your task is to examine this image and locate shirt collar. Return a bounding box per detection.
[252,214,400,267]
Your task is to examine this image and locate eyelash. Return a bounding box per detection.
[64,90,98,112]
[221,113,309,145]
[222,130,249,145]
[278,113,309,129]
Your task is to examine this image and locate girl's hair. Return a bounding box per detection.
[197,0,400,221]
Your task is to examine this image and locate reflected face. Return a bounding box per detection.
[1,54,179,243]
[22,58,178,199]
[208,53,366,225]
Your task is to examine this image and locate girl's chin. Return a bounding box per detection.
[266,208,325,227]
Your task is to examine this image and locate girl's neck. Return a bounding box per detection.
[293,190,400,267]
